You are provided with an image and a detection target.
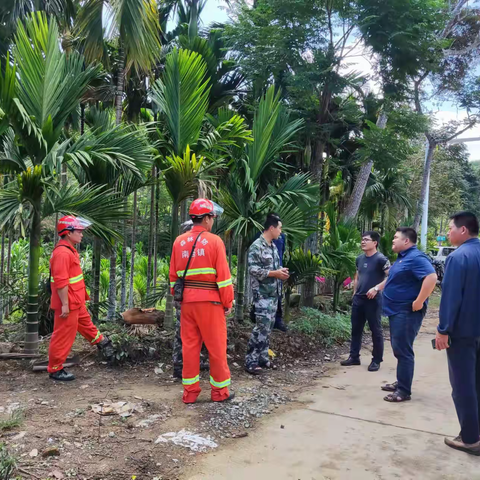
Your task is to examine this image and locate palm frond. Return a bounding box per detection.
[43,183,129,243]
[14,12,101,147]
[151,48,211,156]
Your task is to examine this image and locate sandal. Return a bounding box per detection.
[245,366,263,376]
[381,381,398,392]
[384,390,411,403]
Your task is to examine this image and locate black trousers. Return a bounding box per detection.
[350,295,384,363]
[447,336,480,444]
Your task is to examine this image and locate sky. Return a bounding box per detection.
[198,0,480,161]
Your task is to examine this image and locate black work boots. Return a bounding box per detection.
[49,369,75,381]
[97,336,115,361]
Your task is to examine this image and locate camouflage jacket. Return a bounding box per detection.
[248,235,281,298]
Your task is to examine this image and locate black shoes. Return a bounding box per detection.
[340,357,361,366]
[49,369,75,382]
[97,336,114,361]
[173,366,182,379]
[368,361,381,372]
[273,319,288,332]
[214,392,235,403]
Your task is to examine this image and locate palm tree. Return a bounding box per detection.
[76,0,161,125]
[219,86,318,322]
[360,168,412,233]
[150,47,252,242]
[0,13,149,352]
[149,47,252,327]
[320,203,359,312]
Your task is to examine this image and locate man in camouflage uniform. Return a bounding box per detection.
[172,220,209,379]
[245,214,290,374]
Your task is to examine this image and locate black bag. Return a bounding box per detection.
[173,232,203,302]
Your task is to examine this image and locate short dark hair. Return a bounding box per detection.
[450,211,479,236]
[362,231,380,247]
[264,213,281,231]
[191,216,204,225]
[396,227,417,244]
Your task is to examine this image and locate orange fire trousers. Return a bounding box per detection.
[181,301,231,403]
[47,305,103,373]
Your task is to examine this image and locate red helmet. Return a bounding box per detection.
[189,199,224,219]
[57,216,92,235]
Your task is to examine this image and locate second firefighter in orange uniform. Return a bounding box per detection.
[169,199,234,403]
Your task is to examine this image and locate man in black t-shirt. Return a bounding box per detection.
[341,231,390,372]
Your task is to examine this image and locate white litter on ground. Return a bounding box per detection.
[136,414,162,428]
[155,429,218,452]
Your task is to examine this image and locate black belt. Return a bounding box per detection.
[184,280,218,291]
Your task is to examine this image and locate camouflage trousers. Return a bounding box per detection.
[245,296,278,369]
[172,302,209,368]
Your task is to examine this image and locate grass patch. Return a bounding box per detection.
[0,443,17,480]
[290,308,351,346]
[0,410,24,432]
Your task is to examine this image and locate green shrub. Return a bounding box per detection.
[0,410,24,432]
[290,308,351,346]
[0,443,17,480]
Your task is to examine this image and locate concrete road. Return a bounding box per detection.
[184,314,480,480]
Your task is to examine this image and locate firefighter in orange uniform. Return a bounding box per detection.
[48,216,113,381]
[169,199,235,403]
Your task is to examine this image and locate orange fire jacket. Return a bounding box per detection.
[50,239,89,311]
[169,226,234,308]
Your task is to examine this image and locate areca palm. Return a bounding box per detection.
[150,47,252,242]
[0,13,150,352]
[219,86,318,322]
[320,203,359,312]
[360,168,412,233]
[76,0,162,124]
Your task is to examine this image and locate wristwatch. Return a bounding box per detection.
[374,286,379,292]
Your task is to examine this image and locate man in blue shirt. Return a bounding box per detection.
[436,212,480,456]
[382,227,437,403]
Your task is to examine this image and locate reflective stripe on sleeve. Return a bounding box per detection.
[51,274,84,284]
[217,278,232,289]
[91,331,102,344]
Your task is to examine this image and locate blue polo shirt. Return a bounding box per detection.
[439,238,480,338]
[383,246,435,317]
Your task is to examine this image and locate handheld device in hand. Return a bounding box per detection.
[432,337,451,349]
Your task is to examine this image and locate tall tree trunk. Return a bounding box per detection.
[0,230,5,324]
[413,138,436,231]
[107,245,117,321]
[24,207,41,354]
[5,229,12,319]
[147,168,155,297]
[171,200,180,246]
[344,111,388,221]
[91,237,101,323]
[120,197,128,312]
[153,174,160,288]
[115,50,125,126]
[234,236,246,323]
[163,199,180,330]
[128,190,138,308]
[80,103,85,135]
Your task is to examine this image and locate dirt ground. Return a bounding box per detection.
[0,321,347,480]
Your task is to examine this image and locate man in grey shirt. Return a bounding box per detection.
[341,231,390,371]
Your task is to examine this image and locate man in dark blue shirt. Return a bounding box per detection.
[382,227,437,403]
[436,212,480,456]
